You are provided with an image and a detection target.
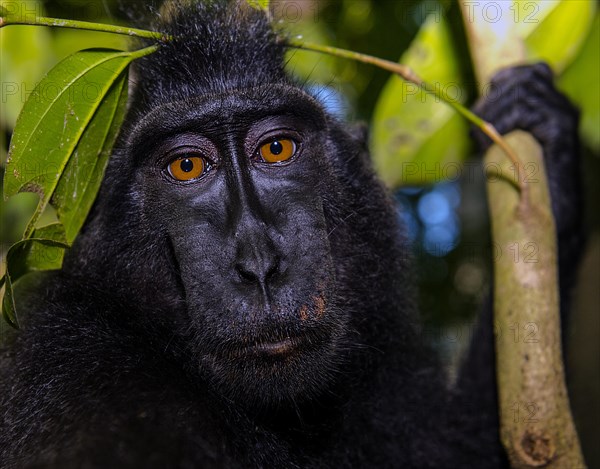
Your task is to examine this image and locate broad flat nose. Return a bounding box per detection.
[235,253,280,284]
[235,243,281,299]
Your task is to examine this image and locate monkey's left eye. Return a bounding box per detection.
[258,138,297,164]
[167,156,207,181]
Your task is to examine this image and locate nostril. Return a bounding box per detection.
[266,256,280,281]
[236,264,259,283]
[235,255,281,285]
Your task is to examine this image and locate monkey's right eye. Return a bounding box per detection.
[167,156,207,181]
[258,138,297,164]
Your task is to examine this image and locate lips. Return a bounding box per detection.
[244,336,301,357]
[246,337,301,356]
[215,320,334,362]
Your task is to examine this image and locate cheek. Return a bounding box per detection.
[168,207,334,314]
[171,207,332,278]
[170,223,232,281]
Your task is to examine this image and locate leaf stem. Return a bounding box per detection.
[288,38,526,193]
[22,207,42,241]
[0,11,526,193]
[0,14,169,40]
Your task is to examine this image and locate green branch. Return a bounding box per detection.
[0,10,524,193]
[289,38,525,193]
[0,13,169,40]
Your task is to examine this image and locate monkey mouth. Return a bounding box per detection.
[244,337,301,357]
[228,328,328,361]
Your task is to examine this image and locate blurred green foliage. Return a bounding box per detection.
[371,12,470,187]
[559,13,600,152]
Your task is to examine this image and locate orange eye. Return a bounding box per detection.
[168,156,206,181]
[259,139,296,164]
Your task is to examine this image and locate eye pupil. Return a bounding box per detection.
[180,158,194,172]
[270,141,283,155]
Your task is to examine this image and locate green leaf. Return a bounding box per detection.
[558,13,600,152]
[524,0,596,73]
[1,272,18,328]
[8,223,69,278]
[52,73,129,243]
[371,14,470,188]
[2,223,69,328]
[2,45,157,326]
[246,0,270,12]
[3,47,150,213]
[51,28,128,59]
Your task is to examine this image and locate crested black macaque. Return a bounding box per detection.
[0,2,583,468]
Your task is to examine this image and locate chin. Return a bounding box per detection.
[196,315,348,407]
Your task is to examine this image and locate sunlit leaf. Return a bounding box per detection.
[10,223,69,276]
[558,13,599,152]
[0,131,6,176]
[371,14,470,188]
[3,47,151,209]
[2,45,157,327]
[524,0,596,73]
[52,74,129,243]
[1,223,69,327]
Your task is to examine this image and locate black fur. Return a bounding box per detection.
[0,2,582,468]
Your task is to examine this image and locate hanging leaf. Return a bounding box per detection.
[2,45,157,327]
[1,223,69,327]
[3,48,150,213]
[8,223,69,277]
[371,14,470,188]
[52,74,129,243]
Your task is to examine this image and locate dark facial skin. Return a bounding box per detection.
[127,85,350,405]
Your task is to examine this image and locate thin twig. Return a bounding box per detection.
[0,14,170,40]
[289,38,526,194]
[0,12,526,194]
